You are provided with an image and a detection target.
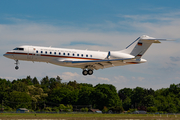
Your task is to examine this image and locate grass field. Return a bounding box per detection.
[0,113,180,120]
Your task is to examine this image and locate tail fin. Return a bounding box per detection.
[122,35,167,59]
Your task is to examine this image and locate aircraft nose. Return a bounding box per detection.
[3,52,13,59]
[3,53,7,57]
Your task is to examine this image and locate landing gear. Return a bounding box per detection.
[82,70,88,76]
[88,69,93,75]
[82,69,93,76]
[15,60,19,70]
[15,66,19,70]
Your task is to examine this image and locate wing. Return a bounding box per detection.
[50,58,133,70]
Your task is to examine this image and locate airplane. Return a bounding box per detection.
[3,35,170,76]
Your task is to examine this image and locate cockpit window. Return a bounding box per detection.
[13,48,24,51]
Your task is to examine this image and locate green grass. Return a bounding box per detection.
[0,113,180,120]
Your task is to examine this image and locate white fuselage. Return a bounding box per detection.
[4,45,145,69]
[3,35,168,75]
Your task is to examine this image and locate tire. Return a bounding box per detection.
[15,66,19,70]
[82,70,88,76]
[88,69,93,75]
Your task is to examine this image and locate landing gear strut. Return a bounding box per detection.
[82,69,93,76]
[15,60,19,70]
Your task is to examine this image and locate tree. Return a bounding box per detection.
[11,81,28,92]
[118,88,133,101]
[123,97,131,110]
[142,95,155,107]
[32,77,39,85]
[41,76,50,92]
[147,107,157,112]
[68,80,80,89]
[56,76,62,83]
[8,91,32,109]
[48,87,78,105]
[131,87,145,108]
[77,86,94,105]
[155,95,168,111]
[93,84,122,110]
[27,85,48,110]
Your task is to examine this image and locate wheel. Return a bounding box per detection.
[15,66,19,70]
[88,69,93,75]
[82,70,88,76]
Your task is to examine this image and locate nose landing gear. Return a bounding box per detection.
[15,60,19,70]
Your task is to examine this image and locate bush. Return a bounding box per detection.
[52,107,59,112]
[109,106,124,113]
[128,108,137,113]
[147,107,157,113]
[102,106,109,113]
[81,107,88,112]
[59,104,66,110]
[59,104,73,112]
[44,107,52,112]
[4,106,13,112]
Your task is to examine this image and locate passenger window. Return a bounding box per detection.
[90,55,92,57]
[77,54,79,56]
[45,51,47,54]
[50,52,52,54]
[68,53,70,56]
[36,51,38,53]
[86,55,88,57]
[59,52,61,55]
[81,54,83,57]
[63,53,65,55]
[54,52,56,55]
[41,51,43,54]
[72,53,75,56]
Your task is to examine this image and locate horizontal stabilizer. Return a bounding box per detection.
[141,38,174,43]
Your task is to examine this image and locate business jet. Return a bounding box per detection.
[3,35,169,76]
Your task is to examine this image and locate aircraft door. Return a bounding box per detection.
[27,47,35,60]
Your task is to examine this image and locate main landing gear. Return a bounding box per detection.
[82,69,93,76]
[15,60,19,70]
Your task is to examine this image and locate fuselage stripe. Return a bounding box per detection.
[6,52,102,61]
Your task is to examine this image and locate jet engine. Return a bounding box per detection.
[107,51,134,59]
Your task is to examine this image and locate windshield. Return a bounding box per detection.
[13,48,24,51]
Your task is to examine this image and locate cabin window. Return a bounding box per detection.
[68,53,70,56]
[81,54,83,57]
[50,52,52,54]
[54,52,56,55]
[45,51,47,54]
[72,53,75,56]
[63,53,65,55]
[86,55,88,57]
[59,52,61,55]
[77,54,79,56]
[90,55,92,57]
[41,51,43,54]
[36,51,38,53]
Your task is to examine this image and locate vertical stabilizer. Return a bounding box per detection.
[121,35,162,59]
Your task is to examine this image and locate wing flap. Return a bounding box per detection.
[63,58,132,64]
[62,58,133,70]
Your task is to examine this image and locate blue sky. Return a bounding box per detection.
[0,0,180,90]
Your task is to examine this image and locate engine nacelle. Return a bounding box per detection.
[108,51,134,59]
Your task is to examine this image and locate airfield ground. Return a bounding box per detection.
[0,113,180,120]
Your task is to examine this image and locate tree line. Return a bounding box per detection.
[0,76,179,113]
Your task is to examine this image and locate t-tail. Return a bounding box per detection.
[121,35,170,59]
